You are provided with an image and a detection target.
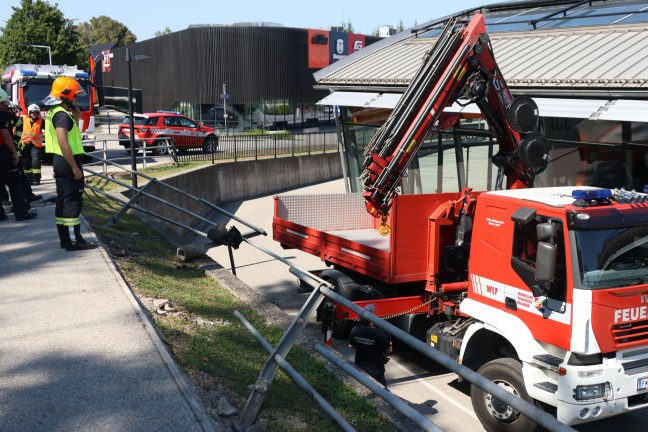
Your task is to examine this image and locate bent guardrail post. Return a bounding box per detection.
[319,286,576,432]
[233,311,355,432]
[237,278,332,430]
[105,182,155,227]
[85,184,210,238]
[314,344,443,432]
[84,153,266,236]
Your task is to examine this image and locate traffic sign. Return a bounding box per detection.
[220,93,230,99]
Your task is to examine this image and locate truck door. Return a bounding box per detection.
[469,203,572,350]
[509,212,571,349]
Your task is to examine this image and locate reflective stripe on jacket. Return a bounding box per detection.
[20,116,44,147]
[45,105,84,156]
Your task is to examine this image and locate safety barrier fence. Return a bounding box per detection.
[84,131,338,165]
[82,137,177,174]
[79,152,576,432]
[176,131,339,163]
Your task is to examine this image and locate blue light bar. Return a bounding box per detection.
[20,70,37,77]
[572,189,612,201]
[75,72,89,79]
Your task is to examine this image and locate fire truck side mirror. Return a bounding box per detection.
[511,206,536,224]
[536,221,556,242]
[535,241,556,283]
[535,221,557,283]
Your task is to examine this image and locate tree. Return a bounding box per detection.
[154,27,172,37]
[0,0,83,68]
[342,20,355,33]
[77,15,136,51]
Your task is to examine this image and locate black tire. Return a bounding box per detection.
[202,135,218,154]
[154,143,169,156]
[470,358,538,432]
[321,270,356,339]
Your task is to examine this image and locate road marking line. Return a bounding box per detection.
[390,360,479,421]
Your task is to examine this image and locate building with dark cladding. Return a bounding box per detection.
[96,24,379,131]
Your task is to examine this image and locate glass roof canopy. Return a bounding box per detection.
[417,0,648,37]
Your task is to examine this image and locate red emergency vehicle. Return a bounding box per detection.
[1,64,96,142]
[273,14,648,431]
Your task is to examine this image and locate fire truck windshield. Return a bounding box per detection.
[22,79,91,111]
[575,226,648,289]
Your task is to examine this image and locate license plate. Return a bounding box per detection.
[638,376,648,391]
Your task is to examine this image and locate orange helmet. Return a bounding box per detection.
[49,76,86,102]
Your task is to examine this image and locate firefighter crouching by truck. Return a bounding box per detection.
[43,76,96,251]
[19,104,44,185]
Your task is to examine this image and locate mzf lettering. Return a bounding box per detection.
[614,306,648,323]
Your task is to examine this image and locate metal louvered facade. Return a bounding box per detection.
[315,22,648,98]
[99,26,379,112]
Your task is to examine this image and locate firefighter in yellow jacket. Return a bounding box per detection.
[43,76,96,251]
[20,104,45,185]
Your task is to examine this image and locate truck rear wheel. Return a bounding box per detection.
[321,270,356,339]
[470,358,538,432]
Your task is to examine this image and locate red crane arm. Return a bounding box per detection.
[361,13,548,219]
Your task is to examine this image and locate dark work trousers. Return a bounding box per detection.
[355,362,387,387]
[0,145,29,217]
[21,143,43,184]
[53,155,85,244]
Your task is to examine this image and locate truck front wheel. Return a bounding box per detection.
[470,358,538,432]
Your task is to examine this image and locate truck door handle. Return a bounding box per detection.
[505,297,517,311]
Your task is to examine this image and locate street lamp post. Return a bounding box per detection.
[125,47,151,189]
[30,44,52,65]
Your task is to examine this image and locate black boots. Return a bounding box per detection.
[57,224,98,251]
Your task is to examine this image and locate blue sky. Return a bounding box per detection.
[1,0,489,41]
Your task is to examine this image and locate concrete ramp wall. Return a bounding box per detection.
[136,153,342,240]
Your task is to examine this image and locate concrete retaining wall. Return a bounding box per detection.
[137,153,342,240]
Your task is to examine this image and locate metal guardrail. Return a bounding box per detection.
[79,149,576,432]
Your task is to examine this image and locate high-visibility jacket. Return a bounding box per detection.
[19,115,44,147]
[45,105,84,156]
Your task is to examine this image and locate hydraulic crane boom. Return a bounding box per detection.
[360,14,549,219]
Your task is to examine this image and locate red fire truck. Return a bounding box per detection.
[1,64,97,143]
[273,14,648,431]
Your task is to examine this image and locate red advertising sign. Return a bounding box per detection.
[348,34,366,54]
[307,29,330,69]
[102,50,113,73]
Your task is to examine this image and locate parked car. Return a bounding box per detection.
[117,111,218,155]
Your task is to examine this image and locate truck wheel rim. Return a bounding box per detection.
[484,381,520,422]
